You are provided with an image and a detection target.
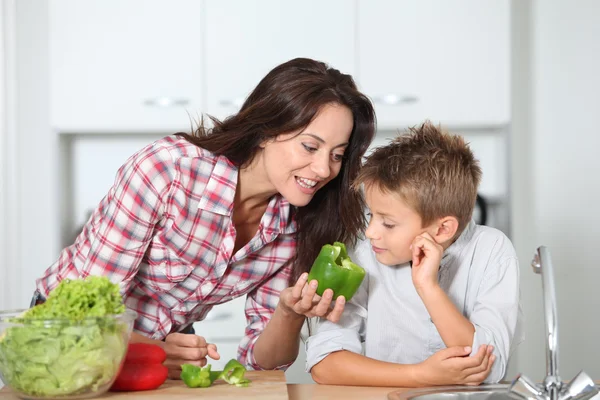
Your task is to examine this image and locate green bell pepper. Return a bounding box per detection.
[181,364,221,388]
[220,359,251,387]
[306,241,366,301]
[181,359,251,389]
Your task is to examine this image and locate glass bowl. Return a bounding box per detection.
[0,308,137,399]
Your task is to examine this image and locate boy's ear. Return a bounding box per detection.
[433,216,459,244]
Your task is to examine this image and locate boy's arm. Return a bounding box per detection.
[418,286,475,348]
[305,275,368,374]
[413,233,524,383]
[305,241,375,374]
[411,233,474,348]
[468,256,523,383]
[311,345,494,387]
[311,350,422,387]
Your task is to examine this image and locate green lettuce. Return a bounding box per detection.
[0,276,129,397]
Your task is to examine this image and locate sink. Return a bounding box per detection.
[388,384,600,400]
[388,384,514,400]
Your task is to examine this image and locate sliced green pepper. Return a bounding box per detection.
[181,364,221,388]
[220,359,251,387]
[307,241,366,301]
[181,359,251,388]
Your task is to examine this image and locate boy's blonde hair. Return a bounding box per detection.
[354,121,482,235]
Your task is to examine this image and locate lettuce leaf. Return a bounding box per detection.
[0,276,129,397]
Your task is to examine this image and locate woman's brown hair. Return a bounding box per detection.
[177,58,375,283]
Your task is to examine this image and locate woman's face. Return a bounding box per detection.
[261,103,354,207]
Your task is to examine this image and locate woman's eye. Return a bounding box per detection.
[331,153,344,162]
[302,143,318,153]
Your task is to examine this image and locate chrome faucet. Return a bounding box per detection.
[509,246,598,400]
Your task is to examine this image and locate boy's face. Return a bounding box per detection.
[364,185,435,266]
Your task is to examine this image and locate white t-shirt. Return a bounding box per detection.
[305,221,525,383]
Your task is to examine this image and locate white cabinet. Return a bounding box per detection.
[357,0,510,129]
[49,1,510,132]
[49,0,203,133]
[204,0,356,120]
[193,296,247,370]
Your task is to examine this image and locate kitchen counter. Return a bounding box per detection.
[0,372,415,400]
[288,383,396,399]
[4,374,598,400]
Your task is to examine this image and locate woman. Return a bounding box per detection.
[34,58,376,378]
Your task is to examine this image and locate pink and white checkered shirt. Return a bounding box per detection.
[36,135,297,369]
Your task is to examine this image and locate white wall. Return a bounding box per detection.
[0,0,19,312]
[1,1,9,310]
[513,0,600,381]
[11,0,57,310]
[510,0,538,382]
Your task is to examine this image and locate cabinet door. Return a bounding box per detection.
[204,0,355,120]
[193,296,247,370]
[49,0,203,133]
[358,0,510,128]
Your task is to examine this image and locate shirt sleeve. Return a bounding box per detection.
[305,250,370,373]
[36,142,174,300]
[469,256,525,383]
[237,260,293,370]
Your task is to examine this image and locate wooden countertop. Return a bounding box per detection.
[2,372,597,399]
[288,383,396,400]
[0,372,409,400]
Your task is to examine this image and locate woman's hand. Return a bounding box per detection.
[278,272,346,323]
[130,332,220,379]
[414,344,495,386]
[162,333,220,379]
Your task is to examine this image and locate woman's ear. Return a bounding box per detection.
[259,136,276,149]
[434,216,459,244]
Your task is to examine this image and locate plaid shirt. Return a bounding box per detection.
[36,135,297,369]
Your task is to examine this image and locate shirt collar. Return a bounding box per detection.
[197,154,297,235]
[197,154,238,216]
[440,219,476,270]
[279,199,298,235]
[262,196,297,236]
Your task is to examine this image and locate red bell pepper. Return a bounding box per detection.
[110,343,168,392]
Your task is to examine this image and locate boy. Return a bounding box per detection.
[306,122,524,386]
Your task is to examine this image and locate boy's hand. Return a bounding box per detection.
[414,345,495,386]
[411,232,444,294]
[279,273,346,323]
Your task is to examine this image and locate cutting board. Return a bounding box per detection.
[0,371,288,399]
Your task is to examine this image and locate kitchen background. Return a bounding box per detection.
[0,0,598,386]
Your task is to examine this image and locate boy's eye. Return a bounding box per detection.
[382,222,396,229]
[302,143,318,153]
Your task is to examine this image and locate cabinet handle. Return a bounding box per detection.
[372,94,419,106]
[143,97,190,107]
[219,98,245,108]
